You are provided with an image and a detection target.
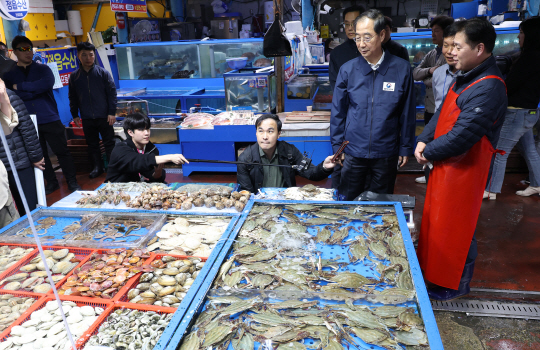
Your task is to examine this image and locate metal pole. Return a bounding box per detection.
[30,115,46,207]
[274,0,285,113]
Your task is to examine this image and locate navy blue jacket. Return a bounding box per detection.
[417,55,507,161]
[69,65,117,120]
[331,51,416,158]
[3,62,59,125]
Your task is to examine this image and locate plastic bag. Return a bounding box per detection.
[263,12,292,57]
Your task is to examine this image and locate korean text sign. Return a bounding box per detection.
[110,0,147,13]
[38,47,79,86]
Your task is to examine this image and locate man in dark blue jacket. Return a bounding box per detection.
[416,19,507,301]
[4,36,81,194]
[69,41,117,179]
[331,9,416,200]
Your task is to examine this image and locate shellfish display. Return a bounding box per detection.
[0,248,82,294]
[58,248,152,299]
[0,246,34,274]
[145,216,230,257]
[0,294,36,332]
[126,186,250,212]
[2,300,104,350]
[83,308,173,350]
[126,256,204,307]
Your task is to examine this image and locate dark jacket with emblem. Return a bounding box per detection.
[237,141,331,193]
[331,51,416,159]
[417,55,507,161]
[0,90,43,172]
[105,138,165,183]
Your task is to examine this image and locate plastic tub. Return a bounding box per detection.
[226,57,248,70]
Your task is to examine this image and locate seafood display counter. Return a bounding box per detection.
[0,195,443,350]
[161,200,443,350]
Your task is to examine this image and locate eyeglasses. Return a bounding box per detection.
[342,22,355,29]
[353,35,374,43]
[15,47,32,52]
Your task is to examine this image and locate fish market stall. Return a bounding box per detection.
[156,200,443,350]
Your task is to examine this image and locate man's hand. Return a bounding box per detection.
[72,117,81,127]
[107,115,116,126]
[415,142,429,165]
[168,154,189,165]
[331,153,345,166]
[33,158,45,170]
[398,156,409,168]
[322,155,337,171]
[429,66,439,75]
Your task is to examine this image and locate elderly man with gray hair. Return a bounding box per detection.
[331,9,416,200]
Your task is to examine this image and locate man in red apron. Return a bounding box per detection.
[414,19,508,301]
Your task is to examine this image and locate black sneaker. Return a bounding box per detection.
[67,182,82,192]
[45,182,60,195]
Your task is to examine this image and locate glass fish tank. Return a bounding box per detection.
[115,100,149,119]
[115,39,270,80]
[224,68,276,113]
[392,27,519,67]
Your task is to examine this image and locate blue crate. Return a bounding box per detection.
[164,200,443,350]
[153,201,253,350]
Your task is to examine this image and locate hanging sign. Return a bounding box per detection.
[110,0,147,13]
[37,47,79,86]
[0,0,29,20]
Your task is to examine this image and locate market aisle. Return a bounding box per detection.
[46,171,540,292]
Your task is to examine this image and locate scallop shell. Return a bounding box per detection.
[4,282,21,290]
[45,300,59,311]
[157,276,176,286]
[156,231,174,239]
[80,305,95,316]
[33,283,52,293]
[52,249,69,260]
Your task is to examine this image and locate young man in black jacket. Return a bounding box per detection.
[237,114,336,193]
[105,113,188,183]
[69,41,117,179]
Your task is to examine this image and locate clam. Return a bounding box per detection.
[51,261,71,274]
[157,286,175,297]
[4,282,22,290]
[33,283,52,293]
[127,289,140,300]
[162,268,179,276]
[52,249,69,260]
[36,259,55,271]
[30,271,48,278]
[140,291,156,298]
[157,276,176,286]
[136,283,150,291]
[20,264,37,272]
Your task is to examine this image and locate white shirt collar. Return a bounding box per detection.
[369,50,385,71]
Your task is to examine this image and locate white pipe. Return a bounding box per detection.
[30,114,46,207]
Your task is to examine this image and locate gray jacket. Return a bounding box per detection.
[0,90,43,171]
[413,47,447,113]
[432,63,459,111]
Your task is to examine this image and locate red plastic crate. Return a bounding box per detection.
[76,302,176,350]
[0,244,37,280]
[55,249,156,301]
[116,253,207,307]
[0,290,46,340]
[0,295,112,349]
[0,246,95,295]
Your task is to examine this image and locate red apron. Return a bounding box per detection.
[417,75,505,290]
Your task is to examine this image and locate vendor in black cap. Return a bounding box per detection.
[237,114,337,193]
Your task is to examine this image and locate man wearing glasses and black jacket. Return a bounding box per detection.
[4,36,81,194]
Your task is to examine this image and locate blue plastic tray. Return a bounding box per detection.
[164,200,443,350]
